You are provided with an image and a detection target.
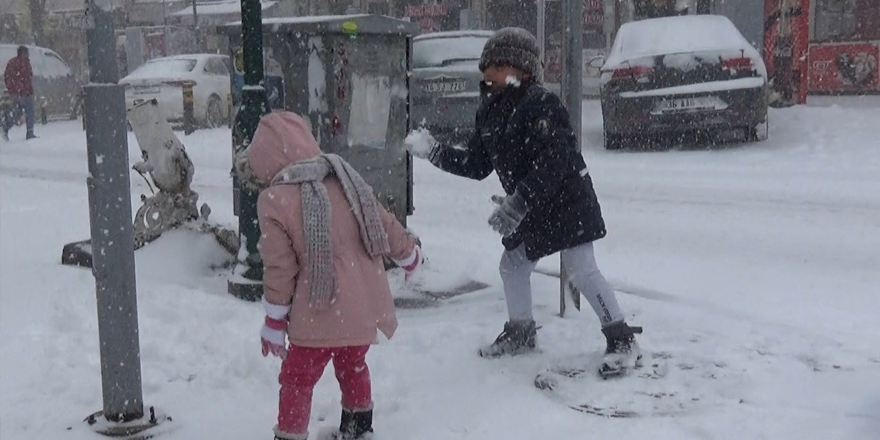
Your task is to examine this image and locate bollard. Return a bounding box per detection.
[80,0,168,435]
[182,82,196,135]
[227,93,233,128]
[40,97,48,125]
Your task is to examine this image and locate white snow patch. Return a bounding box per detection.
[307,37,328,113]
[662,53,701,72]
[618,77,766,98]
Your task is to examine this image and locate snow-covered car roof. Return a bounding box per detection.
[120,54,227,82]
[414,30,495,41]
[605,15,759,68]
[412,32,491,69]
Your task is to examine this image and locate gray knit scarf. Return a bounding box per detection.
[271,153,390,311]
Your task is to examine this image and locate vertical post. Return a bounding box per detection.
[192,0,201,50]
[84,0,144,423]
[229,0,268,301]
[560,0,584,317]
[183,82,195,135]
[537,0,546,79]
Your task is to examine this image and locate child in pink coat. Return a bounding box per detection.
[241,111,422,440]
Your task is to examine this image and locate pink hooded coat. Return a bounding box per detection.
[248,111,416,348]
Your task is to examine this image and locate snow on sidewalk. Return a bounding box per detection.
[2,99,880,440]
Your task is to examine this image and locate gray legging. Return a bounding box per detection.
[499,242,624,326]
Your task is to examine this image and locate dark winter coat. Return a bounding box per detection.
[431,79,606,261]
[4,56,34,97]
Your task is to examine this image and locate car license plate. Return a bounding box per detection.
[422,80,467,94]
[655,96,719,113]
[133,86,160,96]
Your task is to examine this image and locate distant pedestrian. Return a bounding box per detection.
[3,45,37,141]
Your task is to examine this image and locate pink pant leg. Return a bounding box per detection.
[277,345,333,435]
[331,345,372,409]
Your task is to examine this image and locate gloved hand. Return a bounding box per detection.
[488,192,528,237]
[394,245,424,282]
[404,128,440,162]
[261,299,290,359]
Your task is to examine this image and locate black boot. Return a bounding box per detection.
[337,408,373,439]
[599,321,643,377]
[479,320,537,358]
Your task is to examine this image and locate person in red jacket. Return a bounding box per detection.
[3,46,37,141]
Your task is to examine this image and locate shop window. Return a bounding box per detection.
[814,0,880,42]
[368,3,389,15]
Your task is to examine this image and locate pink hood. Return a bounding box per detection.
[247,111,321,184]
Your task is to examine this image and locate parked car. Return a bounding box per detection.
[120,54,231,128]
[411,30,493,144]
[595,15,769,150]
[0,44,83,121]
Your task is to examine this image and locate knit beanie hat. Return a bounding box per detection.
[479,27,541,78]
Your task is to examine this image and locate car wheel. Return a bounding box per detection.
[746,116,769,142]
[205,95,224,129]
[603,131,628,150]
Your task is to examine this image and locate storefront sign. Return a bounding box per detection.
[583,0,604,27]
[405,4,449,33]
[808,42,880,93]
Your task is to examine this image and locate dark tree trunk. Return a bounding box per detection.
[29,0,47,46]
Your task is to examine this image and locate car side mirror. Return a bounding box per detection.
[588,55,606,69]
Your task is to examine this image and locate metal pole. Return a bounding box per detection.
[192,0,200,50]
[537,0,546,76]
[84,0,144,423]
[228,0,268,301]
[560,0,584,317]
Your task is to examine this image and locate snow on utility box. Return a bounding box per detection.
[221,15,421,227]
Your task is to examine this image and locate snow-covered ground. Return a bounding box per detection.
[2,97,879,440]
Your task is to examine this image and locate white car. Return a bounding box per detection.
[120,54,231,128]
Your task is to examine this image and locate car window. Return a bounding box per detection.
[220,57,232,74]
[0,47,16,70]
[412,36,488,69]
[205,58,229,76]
[43,52,70,78]
[28,50,46,77]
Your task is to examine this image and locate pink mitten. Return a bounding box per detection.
[261,299,290,359]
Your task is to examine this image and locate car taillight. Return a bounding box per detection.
[720,56,754,71]
[163,80,197,87]
[611,65,652,81]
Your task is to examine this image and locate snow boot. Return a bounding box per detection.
[479,319,537,358]
[335,408,373,439]
[599,321,643,378]
[26,132,37,140]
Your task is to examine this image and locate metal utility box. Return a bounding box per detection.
[223,15,421,226]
